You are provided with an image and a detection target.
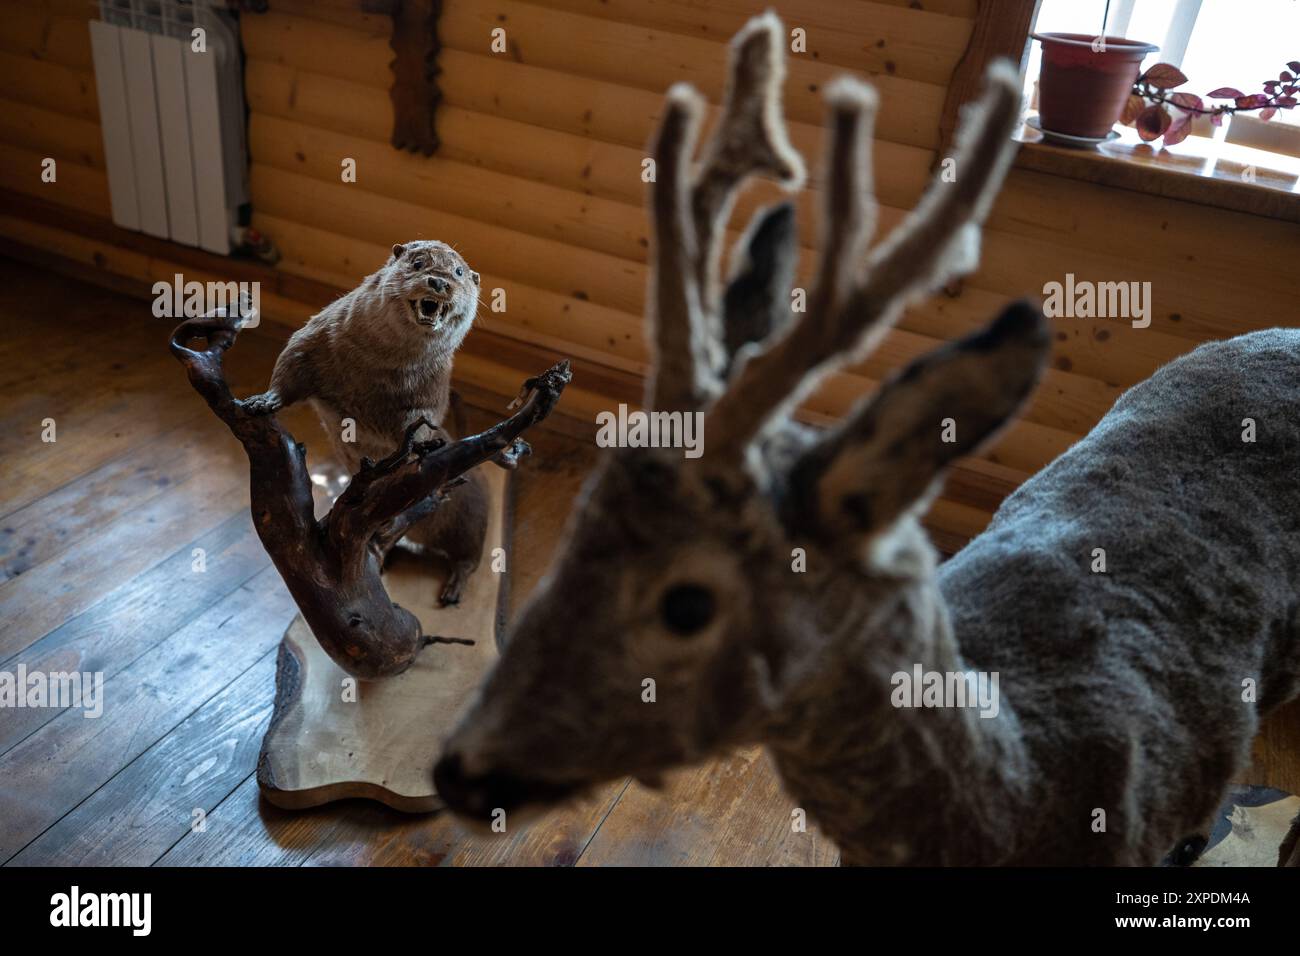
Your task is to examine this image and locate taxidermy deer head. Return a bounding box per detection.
[435,14,1049,856]
[436,13,1300,868]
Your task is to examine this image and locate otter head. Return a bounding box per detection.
[384,240,480,345]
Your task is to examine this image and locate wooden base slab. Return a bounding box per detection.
[256,466,509,813]
[1194,786,1300,868]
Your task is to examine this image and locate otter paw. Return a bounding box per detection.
[439,566,469,607]
[239,393,281,416]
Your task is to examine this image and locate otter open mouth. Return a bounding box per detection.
[411,297,454,330]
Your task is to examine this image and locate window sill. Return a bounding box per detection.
[1013,120,1300,224]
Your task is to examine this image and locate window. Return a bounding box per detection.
[1029,0,1300,154]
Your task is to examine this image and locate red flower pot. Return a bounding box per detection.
[1033,33,1159,138]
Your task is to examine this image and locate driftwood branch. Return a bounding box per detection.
[170,315,571,679]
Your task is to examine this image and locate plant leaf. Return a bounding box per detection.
[1162,113,1193,146]
[1142,63,1187,89]
[1278,95,1298,106]
[1120,94,1146,125]
[1136,104,1172,141]
[1289,60,1300,73]
[1169,92,1203,111]
[1260,107,1277,121]
[1235,94,1271,109]
[1207,86,1245,99]
[1211,111,1225,127]
[1282,71,1295,83]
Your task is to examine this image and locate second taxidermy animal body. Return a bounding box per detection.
[241,240,487,605]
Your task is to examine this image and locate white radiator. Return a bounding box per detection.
[88,0,248,254]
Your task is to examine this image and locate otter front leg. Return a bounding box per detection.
[239,338,316,416]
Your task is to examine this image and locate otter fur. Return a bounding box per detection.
[240,240,487,605]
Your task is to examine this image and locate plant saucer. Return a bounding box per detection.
[1027,115,1121,148]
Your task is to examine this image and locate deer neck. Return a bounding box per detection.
[763,552,1033,865]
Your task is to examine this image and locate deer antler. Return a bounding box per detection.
[706,62,1023,457]
[647,12,804,412]
[170,314,571,679]
[640,11,1023,460]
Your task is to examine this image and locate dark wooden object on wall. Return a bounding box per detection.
[368,0,444,154]
[937,0,1042,159]
[170,313,570,679]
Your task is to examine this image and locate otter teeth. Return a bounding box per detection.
[415,298,454,329]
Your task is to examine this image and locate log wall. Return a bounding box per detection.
[2,0,1296,547]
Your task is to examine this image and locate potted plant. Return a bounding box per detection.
[1123,60,1300,146]
[1032,33,1160,139]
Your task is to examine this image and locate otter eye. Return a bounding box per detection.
[413,258,425,269]
[661,584,715,637]
[455,266,463,277]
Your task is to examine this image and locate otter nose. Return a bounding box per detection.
[426,276,449,294]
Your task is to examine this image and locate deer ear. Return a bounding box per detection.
[789,300,1050,539]
[721,202,798,375]
[391,243,406,260]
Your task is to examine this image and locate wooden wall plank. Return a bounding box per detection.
[0,142,110,216]
[528,0,972,86]
[437,0,945,148]
[987,169,1300,341]
[0,51,97,121]
[0,5,94,72]
[874,0,976,16]
[249,120,652,263]
[977,213,1299,345]
[0,96,104,168]
[241,6,946,150]
[268,0,972,88]
[245,37,939,206]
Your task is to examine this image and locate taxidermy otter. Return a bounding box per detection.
[240,240,487,605]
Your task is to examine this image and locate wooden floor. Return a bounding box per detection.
[0,259,838,866]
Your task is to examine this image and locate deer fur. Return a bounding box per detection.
[433,13,1300,865]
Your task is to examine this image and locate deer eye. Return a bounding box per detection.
[661,584,715,637]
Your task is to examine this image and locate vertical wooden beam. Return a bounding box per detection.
[937,0,1041,159]
[372,0,444,155]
